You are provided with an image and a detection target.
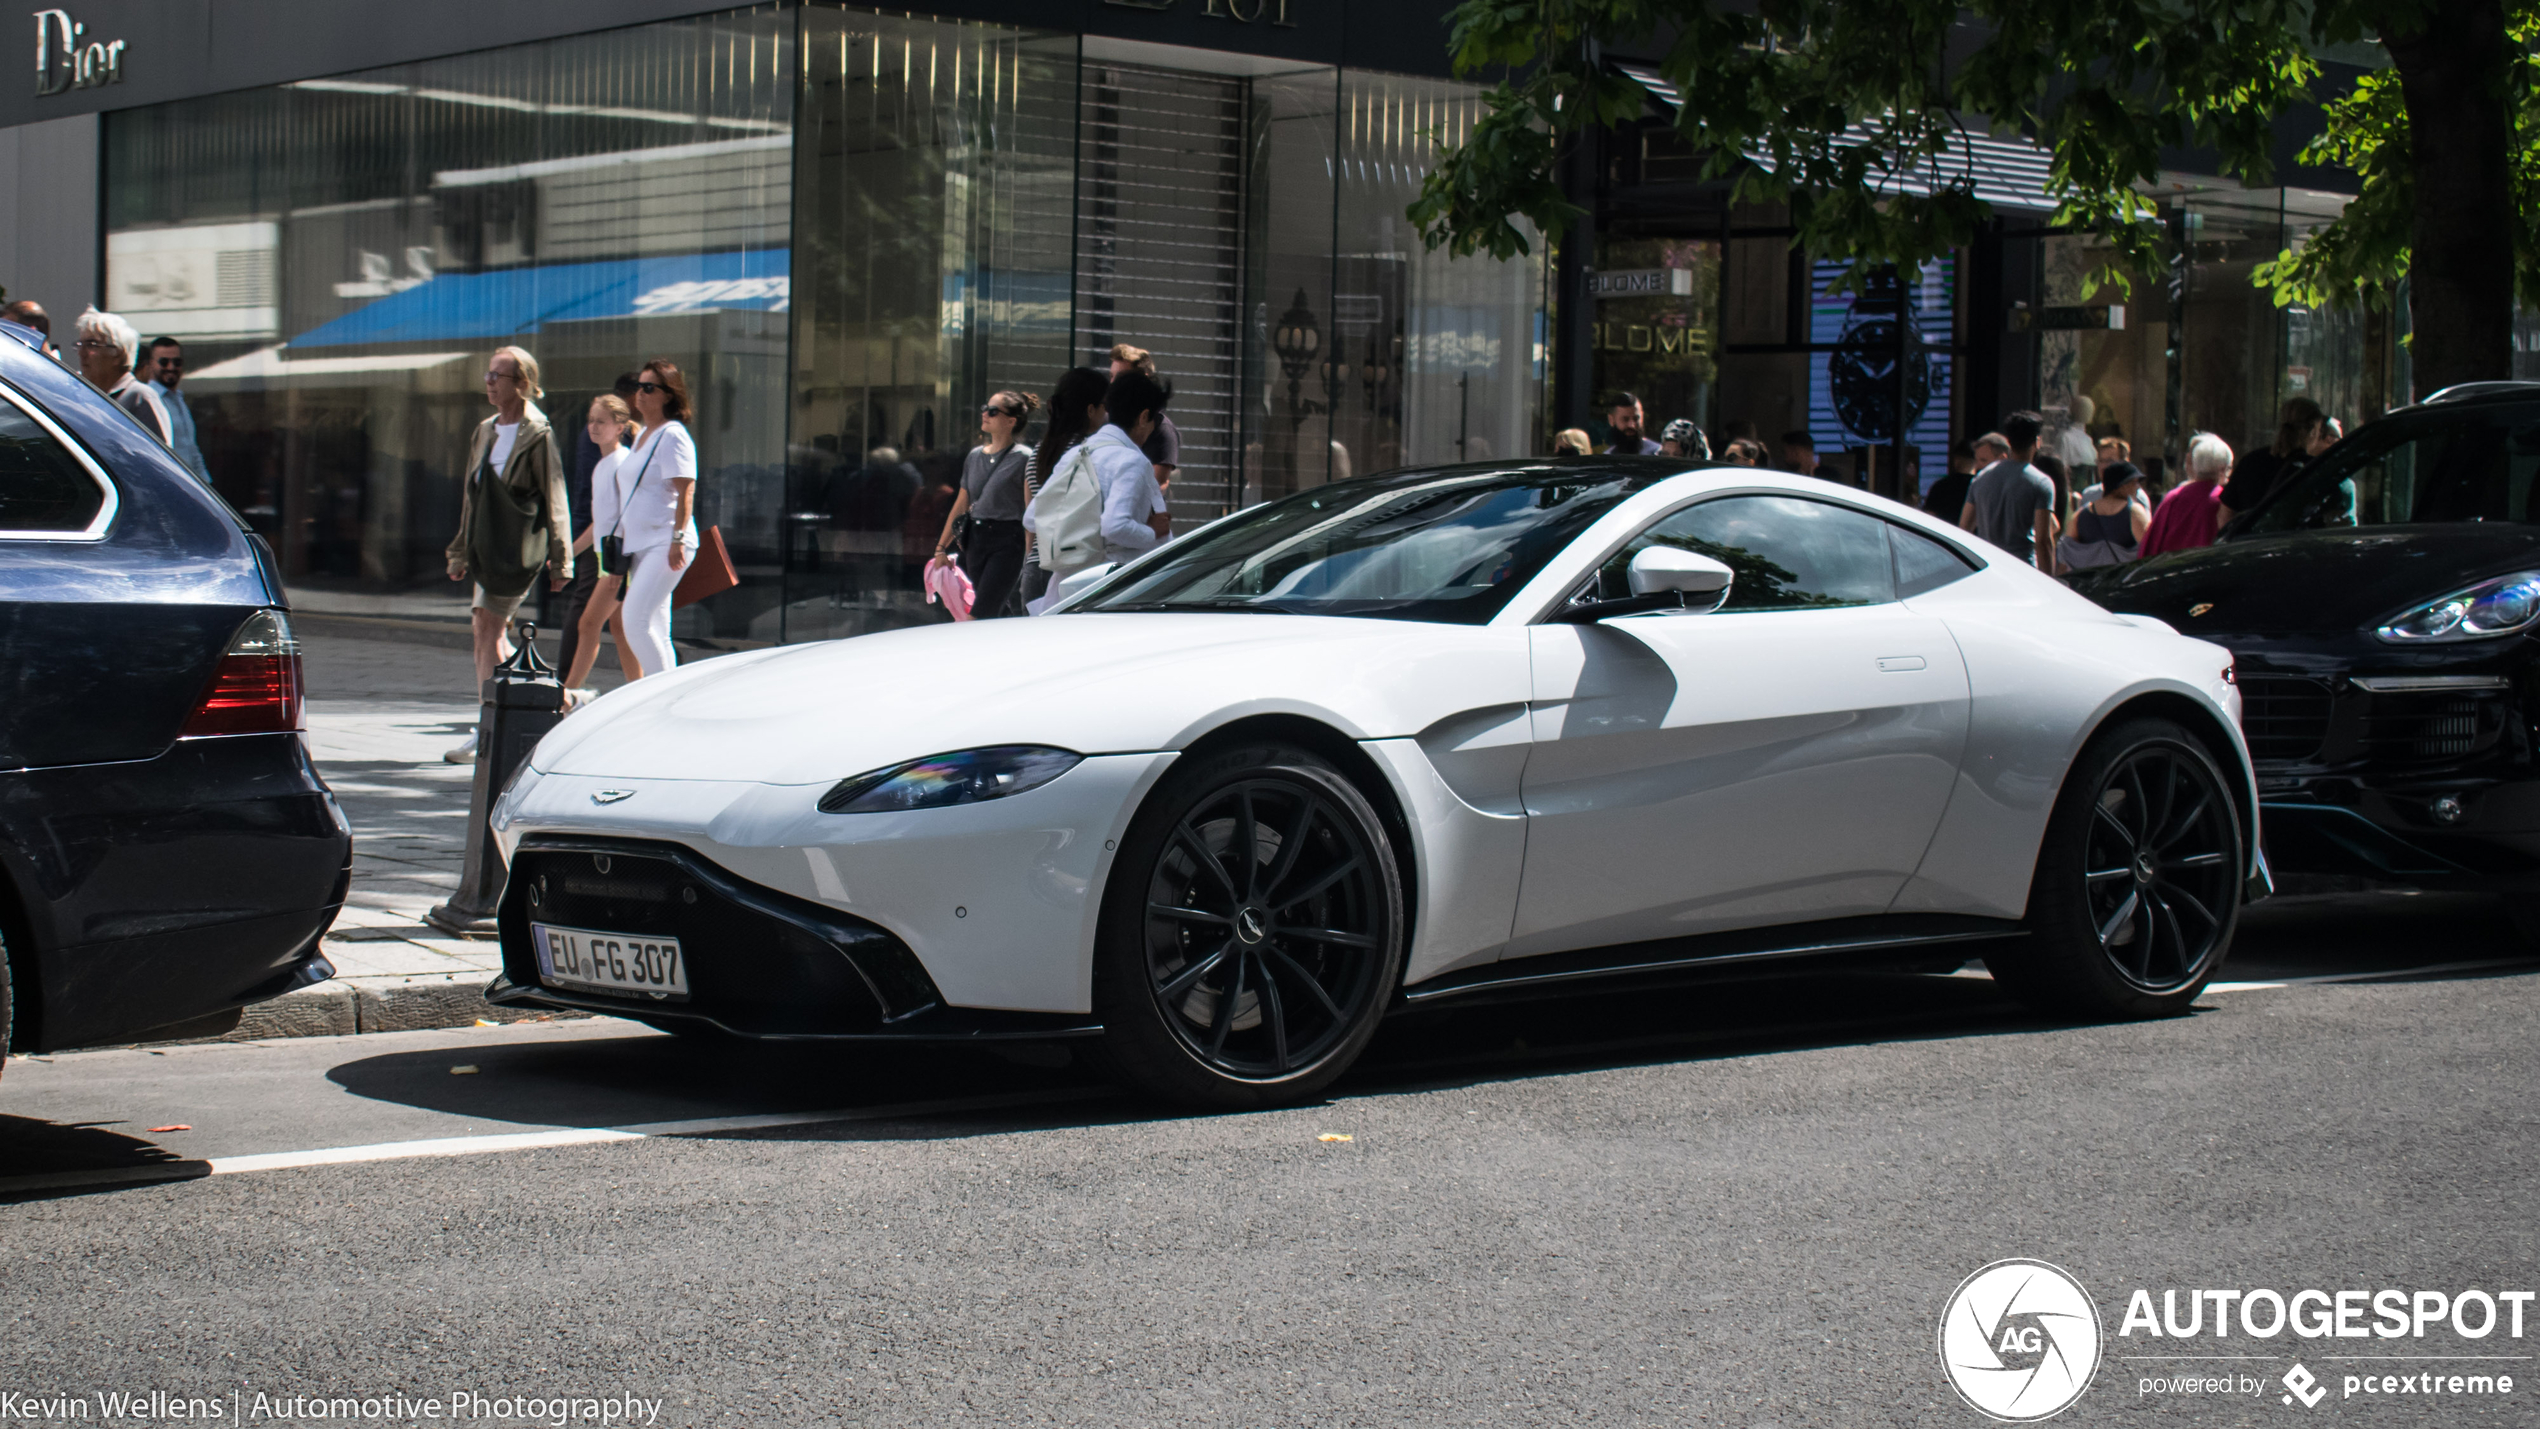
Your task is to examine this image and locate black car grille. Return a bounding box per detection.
[497,837,943,1035]
[2238,676,2335,763]
[2356,691,2502,763]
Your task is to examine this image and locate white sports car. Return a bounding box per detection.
[488,461,2266,1105]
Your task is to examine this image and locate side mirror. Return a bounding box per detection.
[1627,545,1733,601]
[1554,546,1736,623]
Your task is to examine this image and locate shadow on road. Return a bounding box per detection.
[0,1116,210,1202]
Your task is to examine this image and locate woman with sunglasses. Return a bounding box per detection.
[929,390,1041,619]
[608,360,700,678]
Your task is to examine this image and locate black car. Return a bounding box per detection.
[0,335,350,1058]
[2072,382,2540,925]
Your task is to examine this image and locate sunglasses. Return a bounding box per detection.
[636,380,668,394]
[980,404,1021,418]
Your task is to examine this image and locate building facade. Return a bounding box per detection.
[0,1,1544,643]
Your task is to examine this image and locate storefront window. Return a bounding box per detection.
[1587,235,1714,455]
[1330,73,1546,481]
[784,8,1075,640]
[2036,234,2165,480]
[107,7,795,638]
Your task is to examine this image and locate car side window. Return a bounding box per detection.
[1594,494,1898,611]
[0,396,108,534]
[1890,522,1977,597]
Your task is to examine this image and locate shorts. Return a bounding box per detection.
[472,583,527,622]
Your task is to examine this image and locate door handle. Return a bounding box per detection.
[1876,655,1928,672]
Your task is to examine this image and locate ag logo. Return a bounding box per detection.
[1938,1259,2103,1421]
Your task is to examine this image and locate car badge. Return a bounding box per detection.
[591,788,636,805]
[2189,603,2216,618]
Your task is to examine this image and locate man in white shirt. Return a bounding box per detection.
[145,336,211,484]
[1085,370,1174,563]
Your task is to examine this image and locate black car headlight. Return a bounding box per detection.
[2375,571,2540,644]
[817,746,1082,814]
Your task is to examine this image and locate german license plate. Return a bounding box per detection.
[532,924,688,1001]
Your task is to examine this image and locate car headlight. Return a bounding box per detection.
[2375,571,2540,643]
[817,746,1082,814]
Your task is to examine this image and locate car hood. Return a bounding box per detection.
[2071,526,2540,635]
[529,612,1532,785]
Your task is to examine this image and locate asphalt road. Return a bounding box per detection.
[4,892,2536,1427]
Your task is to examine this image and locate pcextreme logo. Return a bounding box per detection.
[1938,1259,2104,1421]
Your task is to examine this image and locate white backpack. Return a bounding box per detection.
[1031,444,1105,571]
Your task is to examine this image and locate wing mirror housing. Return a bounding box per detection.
[1555,546,1735,622]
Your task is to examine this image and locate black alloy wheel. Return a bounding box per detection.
[1094,743,1404,1107]
[1998,716,2244,1017]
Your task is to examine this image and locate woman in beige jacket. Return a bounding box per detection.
[443,345,572,762]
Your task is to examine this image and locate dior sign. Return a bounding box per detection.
[1103,0,1296,25]
[33,8,124,96]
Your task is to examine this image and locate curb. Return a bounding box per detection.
[227,980,590,1041]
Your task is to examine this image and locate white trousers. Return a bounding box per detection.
[619,543,684,676]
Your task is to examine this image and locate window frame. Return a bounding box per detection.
[1538,486,1979,622]
[0,380,120,542]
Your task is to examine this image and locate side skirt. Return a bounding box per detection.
[1394,914,2028,1011]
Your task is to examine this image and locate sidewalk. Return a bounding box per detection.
[233,623,644,1039]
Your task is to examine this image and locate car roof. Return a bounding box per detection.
[2410,381,2540,410]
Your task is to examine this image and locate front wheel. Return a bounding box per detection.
[1994,717,2245,1017]
[1093,743,1405,1107]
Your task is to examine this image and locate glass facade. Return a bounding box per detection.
[100,5,1546,646]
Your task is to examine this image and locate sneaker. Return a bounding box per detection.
[444,731,479,763]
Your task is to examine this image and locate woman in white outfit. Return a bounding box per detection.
[564,393,634,692]
[608,359,700,679]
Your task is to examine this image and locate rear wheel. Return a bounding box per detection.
[1995,717,2244,1017]
[1094,743,1404,1107]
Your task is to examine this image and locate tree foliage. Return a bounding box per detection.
[2254,4,2540,312]
[1411,0,2531,313]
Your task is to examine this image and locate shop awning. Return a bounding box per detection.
[287,249,789,349]
[1611,61,2062,214]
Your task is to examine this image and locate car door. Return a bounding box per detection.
[1508,493,1974,958]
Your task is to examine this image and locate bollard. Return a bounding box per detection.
[427,620,566,937]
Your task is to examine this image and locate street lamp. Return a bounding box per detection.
[1272,288,1323,491]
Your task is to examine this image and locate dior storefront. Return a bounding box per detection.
[0,1,1544,644]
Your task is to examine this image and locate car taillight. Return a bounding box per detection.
[182,609,303,737]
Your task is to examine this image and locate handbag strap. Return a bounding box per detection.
[608,428,668,539]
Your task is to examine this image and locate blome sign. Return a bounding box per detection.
[1940,1260,2532,1420]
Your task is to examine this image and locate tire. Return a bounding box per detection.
[1994,716,2245,1017]
[1093,742,1405,1108]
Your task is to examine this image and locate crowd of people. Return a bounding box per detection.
[1938,396,2348,576]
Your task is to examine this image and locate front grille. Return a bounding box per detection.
[497,838,943,1035]
[2238,675,2334,763]
[2356,692,2503,762]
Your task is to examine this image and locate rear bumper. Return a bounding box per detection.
[0,732,352,1051]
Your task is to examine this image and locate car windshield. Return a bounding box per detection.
[1072,466,1648,623]
[2240,404,2540,534]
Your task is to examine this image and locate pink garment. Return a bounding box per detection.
[2139,479,2225,560]
[925,560,974,620]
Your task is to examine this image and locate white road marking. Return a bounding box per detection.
[0,1087,1108,1198]
[2204,956,2540,993]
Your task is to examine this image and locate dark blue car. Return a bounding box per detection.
[0,334,349,1057]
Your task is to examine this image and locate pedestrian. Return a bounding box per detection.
[1780,429,1830,478]
[1553,428,1592,457]
[1024,367,1110,606]
[1724,438,1766,467]
[1,297,48,356]
[556,373,638,696]
[1109,344,1180,498]
[2079,435,2143,508]
[1922,437,1983,520]
[1659,419,1709,459]
[2139,433,2234,560]
[1960,411,2056,573]
[442,346,571,762]
[2056,461,2149,570]
[560,393,636,699]
[1604,393,1660,454]
[143,336,210,484]
[2216,396,2326,530]
[2034,453,2071,530]
[928,389,1041,620]
[1027,369,1168,596]
[607,359,702,682]
[74,308,171,445]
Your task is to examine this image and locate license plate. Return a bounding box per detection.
[532,923,689,1001]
